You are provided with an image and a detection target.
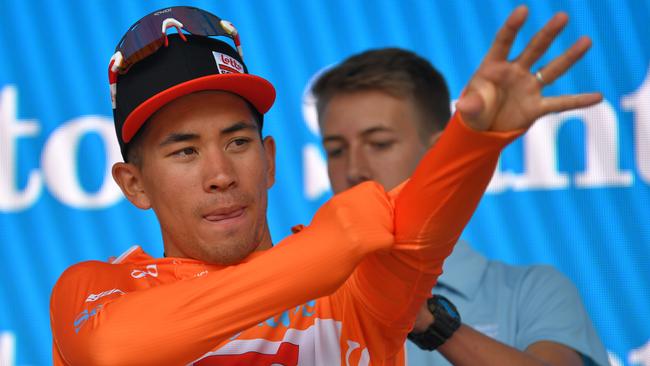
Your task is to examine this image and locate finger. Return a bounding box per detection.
[537,36,592,85]
[515,12,568,68]
[484,5,529,62]
[541,93,603,114]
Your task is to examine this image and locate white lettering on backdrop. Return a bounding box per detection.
[0,65,649,210]
[0,86,121,211]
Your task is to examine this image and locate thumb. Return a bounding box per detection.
[456,91,487,131]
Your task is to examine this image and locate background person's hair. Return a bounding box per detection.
[312,48,451,140]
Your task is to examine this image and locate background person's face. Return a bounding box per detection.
[135,91,275,264]
[320,90,432,193]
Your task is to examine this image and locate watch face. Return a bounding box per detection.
[438,297,460,319]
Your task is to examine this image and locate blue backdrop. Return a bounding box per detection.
[0,0,648,365]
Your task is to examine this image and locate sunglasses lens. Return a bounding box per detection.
[171,7,227,37]
[114,7,235,73]
[116,15,167,72]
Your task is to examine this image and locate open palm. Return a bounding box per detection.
[457,6,602,132]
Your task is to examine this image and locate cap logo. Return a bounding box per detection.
[212,51,244,74]
[153,8,172,16]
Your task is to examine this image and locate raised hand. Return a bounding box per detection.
[456,6,602,132]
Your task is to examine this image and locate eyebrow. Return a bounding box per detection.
[158,121,259,147]
[322,126,394,144]
[221,121,259,134]
[159,133,199,147]
[359,126,394,137]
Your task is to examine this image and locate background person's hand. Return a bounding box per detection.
[456,5,602,132]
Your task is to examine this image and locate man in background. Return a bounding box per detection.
[312,47,609,366]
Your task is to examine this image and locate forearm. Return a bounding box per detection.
[438,325,583,366]
[344,115,521,358]
[393,112,520,256]
[369,114,521,320]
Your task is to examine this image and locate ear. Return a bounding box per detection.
[428,130,443,148]
[111,162,152,209]
[262,136,276,189]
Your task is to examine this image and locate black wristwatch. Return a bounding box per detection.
[407,295,462,351]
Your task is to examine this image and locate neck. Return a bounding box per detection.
[255,225,273,251]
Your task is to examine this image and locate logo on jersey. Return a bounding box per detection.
[74,304,103,333]
[192,318,370,366]
[195,342,299,365]
[85,288,125,302]
[131,264,158,278]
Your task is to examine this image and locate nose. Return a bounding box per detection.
[346,146,371,187]
[202,148,237,192]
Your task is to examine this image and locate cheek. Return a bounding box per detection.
[237,153,271,195]
[370,148,422,186]
[142,165,197,212]
[327,160,349,192]
[147,183,189,219]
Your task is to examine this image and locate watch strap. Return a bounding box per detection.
[407,295,461,351]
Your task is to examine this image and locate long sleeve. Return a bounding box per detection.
[51,182,394,366]
[339,112,523,360]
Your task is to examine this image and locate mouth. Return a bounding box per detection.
[203,206,246,223]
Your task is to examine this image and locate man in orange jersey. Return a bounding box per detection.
[50,5,601,365]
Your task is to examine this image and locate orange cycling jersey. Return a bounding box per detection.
[50,113,520,365]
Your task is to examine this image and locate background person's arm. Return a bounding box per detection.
[410,266,608,365]
[438,325,583,366]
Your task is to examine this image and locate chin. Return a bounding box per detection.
[203,240,260,265]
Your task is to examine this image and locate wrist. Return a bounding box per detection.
[407,295,461,351]
[412,305,435,333]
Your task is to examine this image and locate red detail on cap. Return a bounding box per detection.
[218,64,241,74]
[177,30,187,42]
[121,73,276,143]
[108,59,118,84]
[164,26,187,47]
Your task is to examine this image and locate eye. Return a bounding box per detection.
[325,147,344,159]
[369,140,395,151]
[172,147,197,158]
[227,137,251,151]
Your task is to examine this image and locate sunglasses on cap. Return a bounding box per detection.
[110,6,242,75]
[108,6,243,108]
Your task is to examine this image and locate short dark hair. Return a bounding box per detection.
[125,97,264,166]
[312,48,451,138]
